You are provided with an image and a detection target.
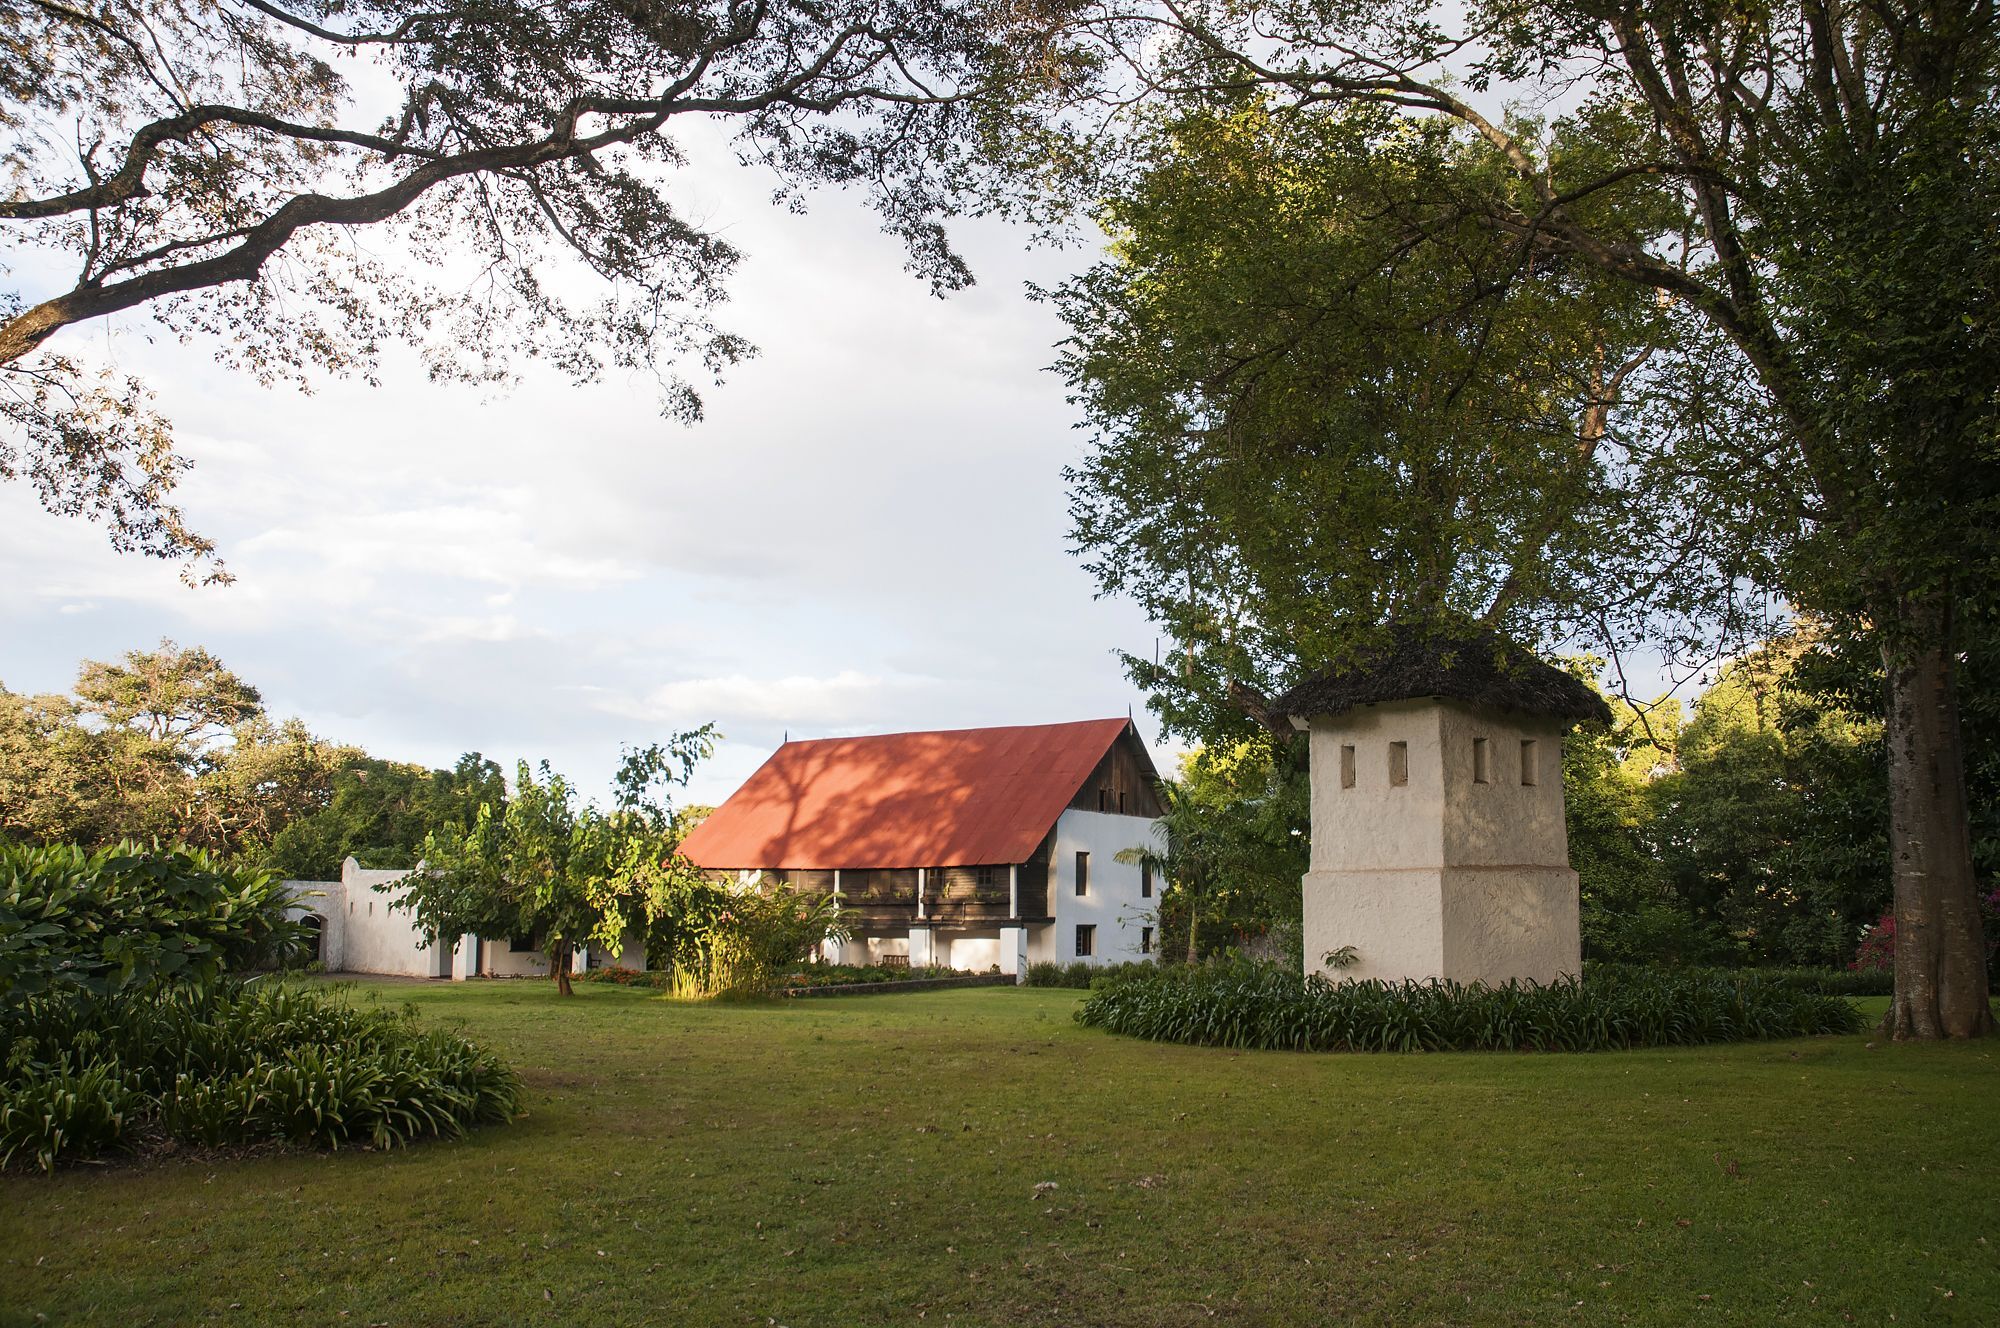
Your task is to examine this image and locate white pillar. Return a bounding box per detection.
[451,934,480,980]
[917,867,927,920]
[1008,863,1019,918]
[1000,925,1026,979]
[908,927,935,968]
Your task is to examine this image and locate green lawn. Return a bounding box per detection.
[2,983,1995,1327]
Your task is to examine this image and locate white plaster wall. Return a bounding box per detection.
[1301,868,1447,983]
[585,930,648,971]
[1047,809,1162,966]
[283,880,344,970]
[1000,925,1027,977]
[337,859,451,978]
[1440,867,1581,983]
[1436,706,1570,868]
[854,934,910,965]
[1306,700,1446,872]
[947,934,1001,971]
[1301,699,1583,985]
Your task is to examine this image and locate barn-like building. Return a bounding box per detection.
[675,718,1166,974]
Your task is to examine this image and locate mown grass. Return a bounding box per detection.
[0,982,1994,1327]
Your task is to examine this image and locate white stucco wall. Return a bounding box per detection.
[285,862,647,980]
[1301,700,1581,985]
[283,880,344,970]
[1026,809,1162,967]
[337,859,451,978]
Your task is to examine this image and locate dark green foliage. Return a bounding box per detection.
[0,840,301,1007]
[261,753,507,880]
[1023,960,1150,989]
[1076,960,1865,1053]
[579,963,962,991]
[0,981,520,1172]
[1587,962,1894,999]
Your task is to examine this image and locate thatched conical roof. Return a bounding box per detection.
[1271,626,1612,727]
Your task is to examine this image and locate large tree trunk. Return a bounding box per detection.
[1880,601,1994,1040]
[551,939,575,997]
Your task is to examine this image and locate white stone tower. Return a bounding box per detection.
[1274,630,1610,985]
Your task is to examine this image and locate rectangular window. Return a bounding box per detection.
[1075,924,1096,957]
[508,934,536,953]
[975,865,997,889]
[1340,743,1356,789]
[1118,791,1127,813]
[1521,739,1540,786]
[1097,788,1108,812]
[1473,737,1491,784]
[1141,862,1153,898]
[1141,926,1154,955]
[1389,741,1409,787]
[1075,850,1089,896]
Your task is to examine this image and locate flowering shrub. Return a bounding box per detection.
[1853,889,2000,977]
[1851,913,1896,972]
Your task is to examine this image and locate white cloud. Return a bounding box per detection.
[613,669,942,732]
[0,122,1173,805]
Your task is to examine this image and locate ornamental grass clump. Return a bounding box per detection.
[0,980,521,1172]
[1075,960,1864,1053]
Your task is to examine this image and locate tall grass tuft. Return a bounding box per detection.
[0,980,521,1172]
[1075,959,1864,1053]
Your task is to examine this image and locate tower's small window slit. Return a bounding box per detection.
[1520,739,1539,786]
[1339,744,1356,789]
[1473,737,1491,784]
[1388,741,1409,787]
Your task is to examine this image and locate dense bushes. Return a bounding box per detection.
[580,961,962,992]
[0,841,302,1006]
[1023,960,1152,989]
[1,842,519,1173]
[1075,960,1864,1052]
[0,980,520,1172]
[1587,961,1894,998]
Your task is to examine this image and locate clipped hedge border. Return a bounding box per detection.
[781,974,1015,998]
[1076,961,1865,1053]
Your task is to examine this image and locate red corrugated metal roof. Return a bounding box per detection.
[676,718,1144,870]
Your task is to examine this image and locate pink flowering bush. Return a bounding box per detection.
[1853,888,2000,974]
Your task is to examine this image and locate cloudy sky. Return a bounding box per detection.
[1,127,1172,805]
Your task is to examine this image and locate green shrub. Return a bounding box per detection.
[1023,960,1152,989]
[0,841,303,1007]
[578,961,963,992]
[0,981,520,1172]
[1076,959,1864,1053]
[1586,961,1896,998]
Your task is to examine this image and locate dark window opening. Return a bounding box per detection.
[1141,926,1154,955]
[1075,924,1096,957]
[1389,741,1410,787]
[1075,850,1089,896]
[1141,862,1153,898]
[508,934,537,954]
[1340,744,1356,789]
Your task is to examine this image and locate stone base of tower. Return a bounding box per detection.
[1302,867,1581,986]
